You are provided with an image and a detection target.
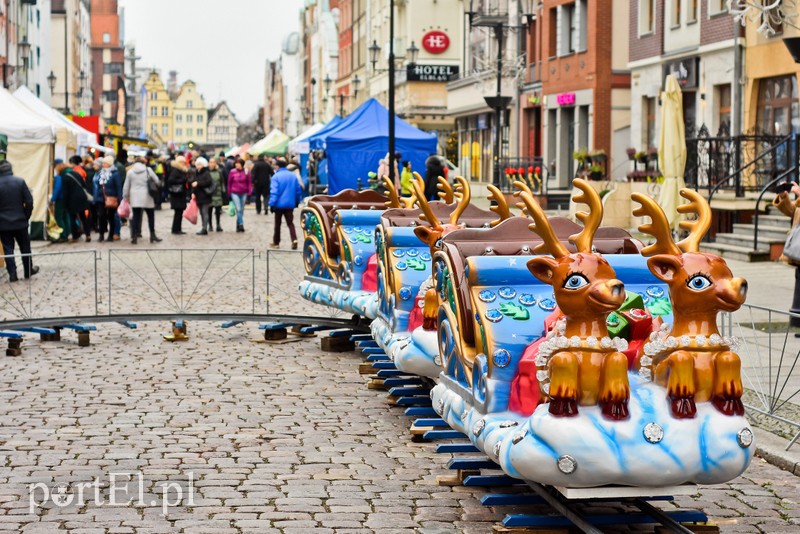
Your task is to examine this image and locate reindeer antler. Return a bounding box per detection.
[401,189,417,209]
[631,192,681,257]
[569,179,603,254]
[676,188,712,253]
[411,172,442,228]
[437,177,454,204]
[487,184,511,227]
[449,176,471,225]
[518,189,569,258]
[382,176,401,208]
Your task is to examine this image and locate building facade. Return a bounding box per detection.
[51,0,92,114]
[173,80,207,146]
[89,0,125,127]
[628,0,742,148]
[143,70,172,145]
[206,101,239,149]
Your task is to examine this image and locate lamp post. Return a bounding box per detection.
[18,36,30,87]
[324,74,361,117]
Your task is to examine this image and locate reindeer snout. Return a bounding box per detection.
[738,279,748,298]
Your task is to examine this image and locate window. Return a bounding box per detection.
[162,124,168,136]
[757,75,799,135]
[197,114,203,122]
[150,106,157,117]
[151,124,157,135]
[104,62,123,74]
[187,128,193,137]
[187,101,193,108]
[548,8,558,57]
[197,128,203,136]
[187,115,193,123]
[558,3,580,56]
[102,32,110,44]
[102,90,118,102]
[761,0,782,33]
[176,114,183,123]
[716,84,731,132]
[151,92,157,100]
[576,0,587,52]
[161,106,168,116]
[709,0,727,15]
[688,0,698,22]
[176,128,183,136]
[671,0,681,27]
[644,97,656,148]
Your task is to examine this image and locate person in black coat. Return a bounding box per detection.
[167,156,189,235]
[251,154,274,214]
[63,156,92,242]
[191,157,213,235]
[0,149,38,282]
[424,154,445,201]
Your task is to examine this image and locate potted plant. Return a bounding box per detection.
[647,146,659,161]
[588,164,604,180]
[572,148,588,166]
[588,149,607,164]
[635,151,648,164]
[626,147,637,160]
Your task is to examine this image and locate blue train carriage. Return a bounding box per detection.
[371,178,499,375]
[299,188,389,319]
[432,179,753,489]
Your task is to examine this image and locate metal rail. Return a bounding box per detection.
[751,168,794,251]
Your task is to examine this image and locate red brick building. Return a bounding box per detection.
[538,0,631,187]
[90,0,125,125]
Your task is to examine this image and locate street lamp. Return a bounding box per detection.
[17,36,30,86]
[47,70,57,94]
[407,41,419,65]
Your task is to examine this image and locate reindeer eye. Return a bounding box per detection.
[563,274,589,290]
[687,275,712,291]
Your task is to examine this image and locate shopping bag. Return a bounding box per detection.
[47,208,63,241]
[227,200,236,217]
[183,195,199,225]
[117,198,131,219]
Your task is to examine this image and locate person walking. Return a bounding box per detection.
[208,158,226,232]
[167,155,189,235]
[123,157,162,244]
[0,137,38,282]
[400,160,413,197]
[63,156,92,243]
[93,156,123,242]
[50,159,69,242]
[424,154,445,201]
[227,158,251,232]
[251,154,274,214]
[191,157,213,235]
[268,157,302,249]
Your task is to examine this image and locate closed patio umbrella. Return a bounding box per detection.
[657,74,687,231]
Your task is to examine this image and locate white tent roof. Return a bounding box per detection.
[0,86,55,144]
[13,86,97,149]
[289,122,325,154]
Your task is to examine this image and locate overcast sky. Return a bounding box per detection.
[119,0,305,121]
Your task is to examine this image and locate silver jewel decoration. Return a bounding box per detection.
[484,246,494,255]
[737,428,754,448]
[461,409,469,420]
[557,455,577,475]
[499,420,519,428]
[437,398,445,413]
[493,440,503,458]
[473,418,485,437]
[643,422,664,444]
[511,429,527,444]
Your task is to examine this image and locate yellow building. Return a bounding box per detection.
[173,80,208,146]
[143,71,174,145]
[744,23,800,136]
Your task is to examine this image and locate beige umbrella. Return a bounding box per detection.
[657,74,687,231]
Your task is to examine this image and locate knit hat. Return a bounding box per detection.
[195,157,208,167]
[103,155,115,165]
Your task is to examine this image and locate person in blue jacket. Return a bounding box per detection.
[268,157,303,250]
[93,156,123,242]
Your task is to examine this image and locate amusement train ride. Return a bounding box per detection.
[298,174,753,530]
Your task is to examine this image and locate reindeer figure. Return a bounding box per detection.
[382,176,417,209]
[632,190,747,418]
[520,179,630,420]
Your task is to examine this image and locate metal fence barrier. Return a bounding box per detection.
[722,303,800,450]
[0,248,354,330]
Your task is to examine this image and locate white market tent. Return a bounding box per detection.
[288,122,325,154]
[14,86,98,152]
[0,86,56,239]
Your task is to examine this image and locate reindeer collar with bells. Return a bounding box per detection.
[639,326,740,380]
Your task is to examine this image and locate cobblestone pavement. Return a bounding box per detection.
[0,205,797,533]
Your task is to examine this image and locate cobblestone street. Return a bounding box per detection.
[0,208,797,533]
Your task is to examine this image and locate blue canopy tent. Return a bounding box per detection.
[307,116,343,190]
[325,98,438,194]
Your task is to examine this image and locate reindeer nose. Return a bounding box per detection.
[611,282,624,299]
[739,280,748,298]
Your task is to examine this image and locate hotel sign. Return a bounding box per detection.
[407,64,459,82]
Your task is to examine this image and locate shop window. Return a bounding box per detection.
[644,97,656,148]
[639,0,655,35]
[716,84,731,132]
[757,75,799,135]
[671,0,681,27]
